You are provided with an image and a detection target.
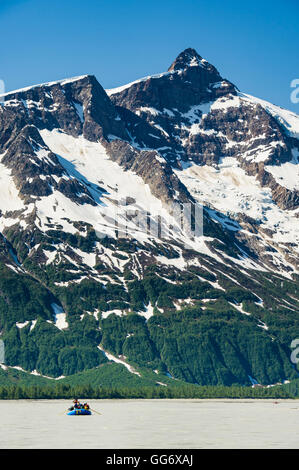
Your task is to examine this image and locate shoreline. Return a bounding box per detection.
[0,397,297,402]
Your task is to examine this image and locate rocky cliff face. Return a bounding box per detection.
[107,49,299,273]
[109,49,298,207]
[0,49,298,387]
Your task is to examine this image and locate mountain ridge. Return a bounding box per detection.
[0,48,298,387]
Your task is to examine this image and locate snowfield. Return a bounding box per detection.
[0,67,298,280]
[240,92,299,139]
[0,160,25,215]
[37,129,215,259]
[174,156,299,273]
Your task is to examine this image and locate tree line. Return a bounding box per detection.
[0,383,294,400]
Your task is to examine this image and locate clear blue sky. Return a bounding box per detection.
[0,0,298,112]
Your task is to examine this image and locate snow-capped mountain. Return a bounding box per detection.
[0,48,298,387]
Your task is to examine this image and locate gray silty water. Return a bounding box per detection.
[0,399,299,449]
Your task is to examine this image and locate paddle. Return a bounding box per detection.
[59,406,77,415]
[90,408,102,415]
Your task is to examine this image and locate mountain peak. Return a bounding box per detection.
[168,48,207,72]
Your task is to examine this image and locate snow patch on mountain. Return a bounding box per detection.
[138,303,155,321]
[98,345,141,376]
[240,92,299,139]
[265,149,299,191]
[174,156,299,269]
[38,129,210,254]
[51,303,68,330]
[0,75,90,98]
[106,71,172,96]
[0,159,25,217]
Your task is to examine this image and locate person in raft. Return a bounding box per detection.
[68,399,82,411]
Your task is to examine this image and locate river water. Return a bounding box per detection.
[0,399,298,449]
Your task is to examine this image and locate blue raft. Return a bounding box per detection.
[67,409,92,416]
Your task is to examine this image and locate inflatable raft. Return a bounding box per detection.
[67,409,92,416]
